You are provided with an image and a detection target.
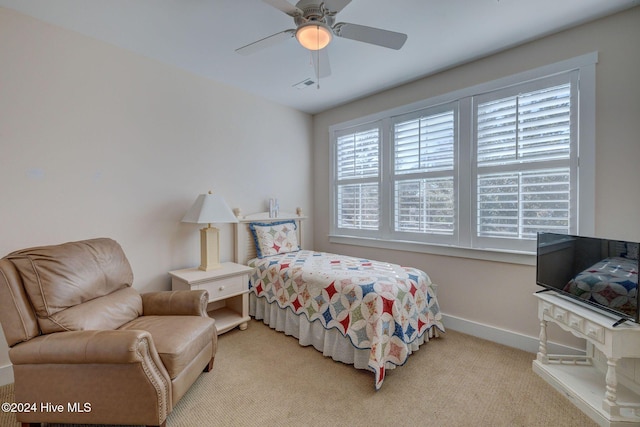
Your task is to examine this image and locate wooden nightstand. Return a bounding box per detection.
[169,262,254,334]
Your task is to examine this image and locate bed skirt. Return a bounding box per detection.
[249,293,435,373]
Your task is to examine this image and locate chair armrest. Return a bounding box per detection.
[141,290,209,316]
[9,329,159,365]
[9,329,173,425]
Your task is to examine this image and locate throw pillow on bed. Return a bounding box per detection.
[249,220,300,258]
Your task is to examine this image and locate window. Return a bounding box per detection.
[330,54,595,259]
[472,74,578,251]
[334,125,380,234]
[392,103,458,245]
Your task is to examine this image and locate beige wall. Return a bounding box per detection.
[313,7,640,348]
[0,7,313,382]
[1,4,639,385]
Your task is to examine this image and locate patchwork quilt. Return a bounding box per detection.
[564,256,638,317]
[248,250,444,389]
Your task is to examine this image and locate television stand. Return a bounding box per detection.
[533,292,640,427]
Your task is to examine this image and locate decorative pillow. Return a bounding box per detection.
[249,220,300,258]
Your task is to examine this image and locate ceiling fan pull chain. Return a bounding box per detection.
[316,27,321,89]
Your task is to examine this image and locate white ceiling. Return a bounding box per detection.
[1,0,638,114]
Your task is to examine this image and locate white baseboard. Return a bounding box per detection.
[0,363,13,386]
[441,313,585,356]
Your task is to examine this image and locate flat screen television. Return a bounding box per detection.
[536,232,640,325]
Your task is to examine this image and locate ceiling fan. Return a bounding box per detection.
[235,0,408,79]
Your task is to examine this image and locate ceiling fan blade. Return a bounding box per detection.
[323,0,352,13]
[235,30,296,55]
[263,0,303,17]
[334,23,408,50]
[311,48,332,78]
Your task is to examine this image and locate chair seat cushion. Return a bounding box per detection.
[120,315,215,379]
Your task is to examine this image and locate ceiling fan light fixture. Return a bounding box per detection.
[296,22,332,50]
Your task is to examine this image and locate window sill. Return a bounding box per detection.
[328,235,536,266]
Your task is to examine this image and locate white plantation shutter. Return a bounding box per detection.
[334,125,381,233]
[477,83,571,166]
[337,183,379,230]
[477,169,571,239]
[394,110,455,174]
[473,73,578,250]
[337,129,379,179]
[392,105,456,240]
[395,178,454,234]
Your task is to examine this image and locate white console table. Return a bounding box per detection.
[533,291,640,427]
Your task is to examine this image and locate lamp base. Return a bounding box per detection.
[199,226,222,271]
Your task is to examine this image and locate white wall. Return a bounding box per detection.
[313,7,640,351]
[0,7,313,384]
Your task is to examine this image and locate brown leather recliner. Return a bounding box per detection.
[0,238,217,427]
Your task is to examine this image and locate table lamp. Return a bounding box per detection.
[181,191,238,270]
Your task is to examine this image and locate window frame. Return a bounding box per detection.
[329,53,596,265]
[389,101,459,246]
[470,72,579,253]
[331,121,383,240]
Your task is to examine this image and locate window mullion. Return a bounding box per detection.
[459,97,472,248]
[380,117,392,239]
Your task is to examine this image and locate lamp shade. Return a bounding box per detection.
[296,22,332,50]
[181,192,238,225]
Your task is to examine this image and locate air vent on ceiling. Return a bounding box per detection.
[293,78,316,89]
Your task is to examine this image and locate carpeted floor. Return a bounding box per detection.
[0,320,596,427]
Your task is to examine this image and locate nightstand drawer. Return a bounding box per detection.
[200,274,247,301]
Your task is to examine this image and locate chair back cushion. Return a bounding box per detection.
[37,287,143,334]
[5,238,141,334]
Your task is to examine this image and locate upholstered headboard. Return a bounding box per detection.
[233,208,306,265]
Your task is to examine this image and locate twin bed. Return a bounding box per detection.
[234,209,444,389]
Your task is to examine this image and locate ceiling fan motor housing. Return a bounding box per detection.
[294,1,330,26]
